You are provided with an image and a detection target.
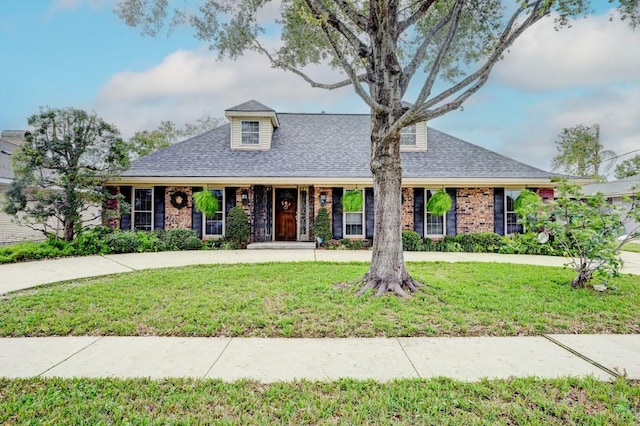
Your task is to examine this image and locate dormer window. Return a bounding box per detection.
[400,124,416,146]
[241,121,260,145]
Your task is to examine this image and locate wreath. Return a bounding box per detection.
[170,191,188,209]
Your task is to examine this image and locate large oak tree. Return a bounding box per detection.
[117,0,638,297]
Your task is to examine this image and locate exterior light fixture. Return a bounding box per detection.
[241,190,249,205]
[320,193,327,206]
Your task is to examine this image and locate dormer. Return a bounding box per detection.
[400,120,427,152]
[225,100,280,150]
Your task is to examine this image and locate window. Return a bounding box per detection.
[425,189,445,235]
[241,120,260,145]
[344,189,364,237]
[400,124,416,146]
[204,189,224,237]
[505,189,523,234]
[133,188,153,231]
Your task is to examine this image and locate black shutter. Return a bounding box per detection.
[413,188,424,238]
[332,188,343,239]
[225,187,237,215]
[120,186,132,231]
[154,186,165,230]
[446,188,457,236]
[192,186,203,238]
[365,188,375,239]
[494,188,505,236]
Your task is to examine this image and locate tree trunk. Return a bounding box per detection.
[358,115,422,298]
[571,264,593,288]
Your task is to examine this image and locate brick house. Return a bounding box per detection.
[105,100,560,243]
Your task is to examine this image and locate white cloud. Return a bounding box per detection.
[494,11,640,91]
[92,47,362,137]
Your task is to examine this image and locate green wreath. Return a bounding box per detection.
[170,191,188,209]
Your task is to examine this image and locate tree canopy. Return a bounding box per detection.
[614,154,640,179]
[3,107,129,241]
[551,124,617,181]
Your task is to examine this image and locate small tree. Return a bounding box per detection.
[225,206,250,246]
[520,181,639,288]
[3,107,129,241]
[614,155,640,180]
[313,207,333,244]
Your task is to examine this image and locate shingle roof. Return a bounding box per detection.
[583,174,640,196]
[225,100,275,112]
[121,112,557,181]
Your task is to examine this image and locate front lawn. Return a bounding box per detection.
[1,377,638,425]
[1,262,638,337]
[623,242,640,253]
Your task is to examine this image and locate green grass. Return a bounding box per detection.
[1,377,638,425]
[1,262,639,337]
[622,242,640,253]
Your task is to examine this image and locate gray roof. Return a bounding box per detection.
[225,100,275,112]
[583,174,640,196]
[122,112,557,181]
[0,134,25,182]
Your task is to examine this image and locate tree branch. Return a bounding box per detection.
[397,0,438,36]
[328,0,367,31]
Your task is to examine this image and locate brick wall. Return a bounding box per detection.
[456,188,494,233]
[236,187,252,218]
[165,186,193,229]
[313,187,333,224]
[401,187,414,231]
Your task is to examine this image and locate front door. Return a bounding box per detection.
[275,188,297,241]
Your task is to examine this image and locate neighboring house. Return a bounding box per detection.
[0,130,49,245]
[105,100,563,243]
[582,174,640,235]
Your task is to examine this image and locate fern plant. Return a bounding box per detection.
[426,190,452,216]
[341,189,363,212]
[193,190,219,217]
[514,189,540,215]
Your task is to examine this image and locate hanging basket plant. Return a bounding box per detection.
[341,189,363,212]
[514,189,540,215]
[193,189,219,217]
[426,189,452,216]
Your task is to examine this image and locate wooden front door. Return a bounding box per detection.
[275,188,297,241]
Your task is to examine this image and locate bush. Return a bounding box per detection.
[105,232,141,254]
[454,232,503,253]
[71,226,113,255]
[498,233,563,256]
[226,206,250,246]
[157,229,199,251]
[183,236,203,250]
[402,230,422,251]
[313,208,332,244]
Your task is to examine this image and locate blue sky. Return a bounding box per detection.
[1,0,638,176]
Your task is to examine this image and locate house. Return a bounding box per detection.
[105,100,561,243]
[582,174,640,235]
[0,130,49,245]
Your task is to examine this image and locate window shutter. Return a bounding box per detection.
[413,188,424,237]
[494,188,505,236]
[225,187,238,215]
[446,188,457,236]
[192,186,203,238]
[120,186,132,231]
[154,186,165,230]
[332,188,343,239]
[365,188,375,239]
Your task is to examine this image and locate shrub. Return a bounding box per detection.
[136,231,160,252]
[313,207,332,244]
[402,230,422,251]
[105,232,141,254]
[226,206,250,246]
[183,236,203,250]
[454,232,503,253]
[71,226,113,255]
[157,229,199,251]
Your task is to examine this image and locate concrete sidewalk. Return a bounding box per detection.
[1,335,638,382]
[2,249,639,294]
